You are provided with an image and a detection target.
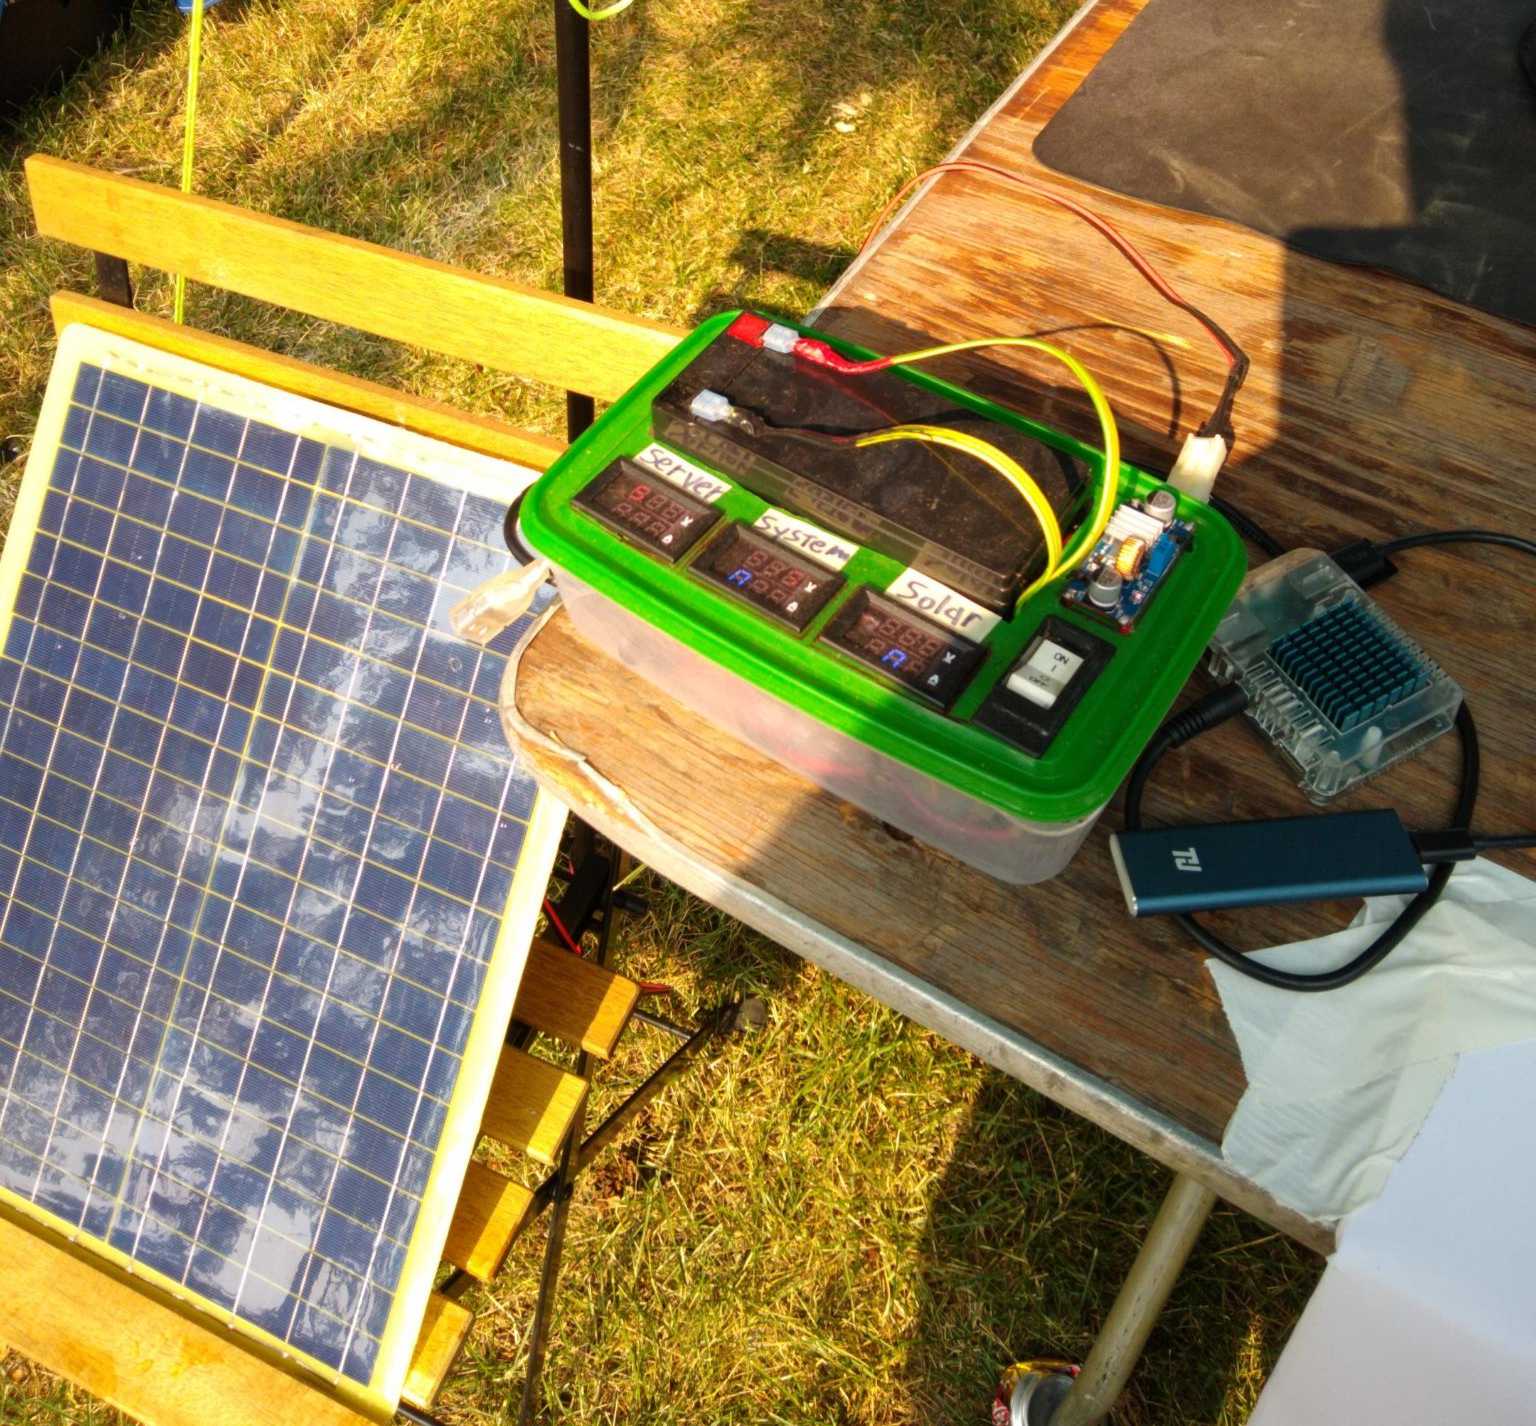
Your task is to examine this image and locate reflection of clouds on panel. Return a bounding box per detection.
[0,348,541,1389]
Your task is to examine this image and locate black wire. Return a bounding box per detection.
[1208,494,1286,558]
[1124,512,1536,990]
[1197,346,1250,445]
[1124,699,1480,992]
[1379,528,1536,560]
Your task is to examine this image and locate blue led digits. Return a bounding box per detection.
[693,525,843,632]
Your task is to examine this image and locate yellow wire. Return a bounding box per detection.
[851,424,1063,576]
[172,0,207,326]
[567,0,634,17]
[876,338,1122,603]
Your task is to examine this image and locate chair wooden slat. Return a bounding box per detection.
[49,291,564,471]
[400,1294,474,1412]
[480,1048,588,1166]
[514,937,640,1058]
[442,1160,537,1281]
[27,156,682,402]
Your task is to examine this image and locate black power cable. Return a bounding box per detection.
[1208,494,1286,558]
[1378,528,1536,561]
[1123,692,1480,993]
[1126,512,1536,990]
[1469,833,1536,852]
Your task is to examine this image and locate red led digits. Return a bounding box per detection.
[821,590,985,709]
[694,525,844,631]
[573,459,720,564]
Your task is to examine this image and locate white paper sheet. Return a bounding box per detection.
[1250,1038,1536,1425]
[1211,860,1536,1222]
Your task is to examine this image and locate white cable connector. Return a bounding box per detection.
[689,389,734,423]
[761,323,800,355]
[1168,432,1229,503]
[450,558,552,644]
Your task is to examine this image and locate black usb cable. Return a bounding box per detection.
[1116,507,1534,992]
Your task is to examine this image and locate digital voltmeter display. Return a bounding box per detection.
[820,590,984,708]
[572,459,718,562]
[693,524,843,631]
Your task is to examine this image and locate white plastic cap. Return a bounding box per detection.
[689,389,734,423]
[761,323,800,354]
[1168,432,1229,502]
[449,559,553,644]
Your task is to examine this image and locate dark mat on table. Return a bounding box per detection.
[1032,0,1536,328]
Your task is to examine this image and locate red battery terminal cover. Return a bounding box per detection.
[724,311,874,375]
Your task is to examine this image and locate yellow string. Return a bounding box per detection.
[851,424,1063,577]
[567,0,634,18]
[876,338,1123,603]
[172,0,207,325]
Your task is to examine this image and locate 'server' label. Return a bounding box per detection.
[632,442,731,504]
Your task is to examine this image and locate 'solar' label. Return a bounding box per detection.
[751,508,858,571]
[632,443,731,504]
[884,568,1000,641]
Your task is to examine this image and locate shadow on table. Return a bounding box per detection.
[675,8,1536,1417]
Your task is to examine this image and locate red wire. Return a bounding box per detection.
[542,898,584,956]
[858,160,1240,370]
[543,897,675,996]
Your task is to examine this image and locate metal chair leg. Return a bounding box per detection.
[1044,1173,1218,1426]
[516,1092,587,1425]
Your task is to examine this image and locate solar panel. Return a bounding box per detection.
[0,325,562,1411]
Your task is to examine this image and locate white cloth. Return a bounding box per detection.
[1249,1038,1536,1425]
[1210,859,1536,1223]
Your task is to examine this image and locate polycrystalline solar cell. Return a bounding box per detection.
[0,343,554,1392]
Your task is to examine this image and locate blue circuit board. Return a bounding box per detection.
[1060,507,1193,633]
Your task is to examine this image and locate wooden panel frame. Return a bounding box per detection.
[0,1206,376,1426]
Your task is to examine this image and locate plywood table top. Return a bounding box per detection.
[510,0,1536,1255]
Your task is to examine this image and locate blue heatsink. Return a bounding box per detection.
[1268,603,1430,731]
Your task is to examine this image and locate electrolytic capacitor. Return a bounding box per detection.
[1088,567,1124,609]
[1145,488,1178,525]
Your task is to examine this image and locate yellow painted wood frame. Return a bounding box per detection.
[28,157,682,402]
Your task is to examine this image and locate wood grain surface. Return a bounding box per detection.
[480,1048,588,1167]
[27,156,682,403]
[513,937,640,1059]
[50,292,567,472]
[514,0,1535,1174]
[399,1295,473,1411]
[0,1209,378,1426]
[441,1161,535,1283]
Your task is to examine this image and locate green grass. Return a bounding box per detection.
[0,2,1319,1422]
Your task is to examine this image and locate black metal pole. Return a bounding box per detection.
[554,0,596,441]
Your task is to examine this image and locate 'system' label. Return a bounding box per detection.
[751,508,858,571]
